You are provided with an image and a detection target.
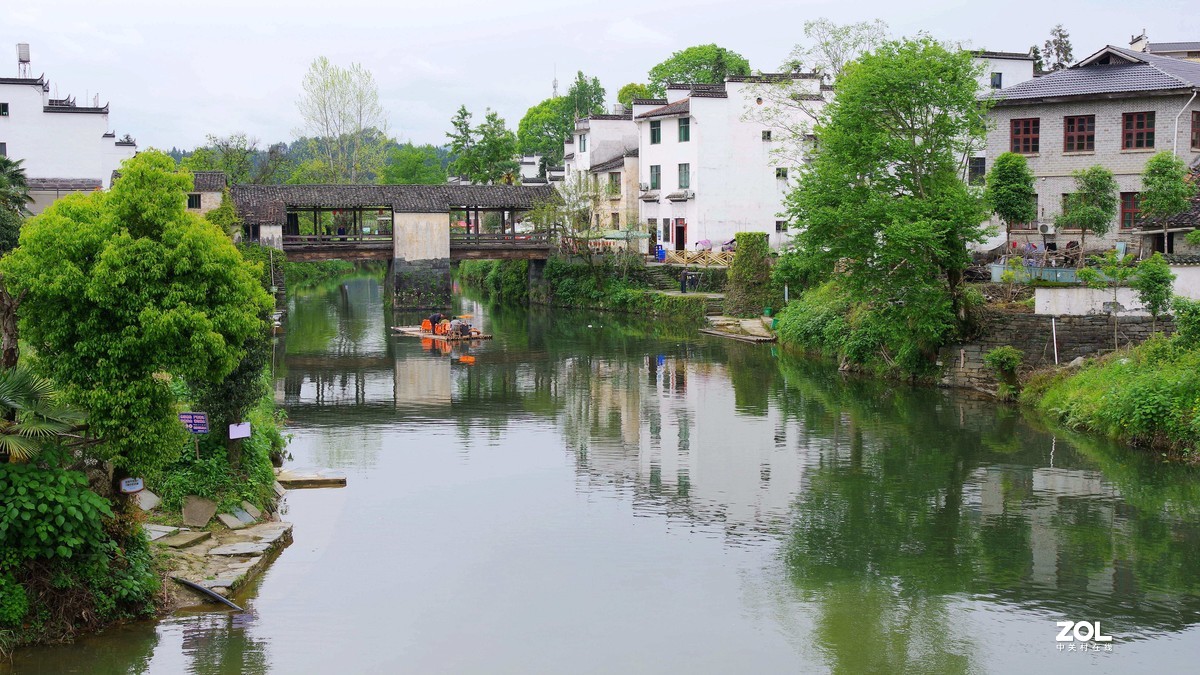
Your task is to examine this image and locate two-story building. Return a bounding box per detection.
[985,45,1200,255]
[0,44,137,214]
[561,109,642,248]
[632,74,825,252]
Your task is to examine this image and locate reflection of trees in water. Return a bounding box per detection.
[177,610,269,675]
[774,352,1200,671]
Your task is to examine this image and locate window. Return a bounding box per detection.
[678,117,690,142]
[1063,115,1095,152]
[649,165,661,190]
[0,143,5,158]
[775,220,787,233]
[762,130,772,141]
[1120,192,1141,229]
[662,219,670,242]
[1010,118,1039,153]
[775,167,788,180]
[579,134,588,152]
[0,103,8,116]
[608,172,620,190]
[990,72,1002,89]
[187,193,201,209]
[968,157,985,185]
[612,212,620,227]
[1122,112,1155,149]
[1192,111,1199,150]
[678,163,690,189]
[650,120,661,144]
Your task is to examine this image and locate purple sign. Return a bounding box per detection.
[178,412,209,434]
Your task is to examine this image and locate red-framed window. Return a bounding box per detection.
[1192,110,1199,150]
[1120,192,1141,229]
[1010,118,1039,154]
[1122,112,1155,149]
[1063,115,1095,152]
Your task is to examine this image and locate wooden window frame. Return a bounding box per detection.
[1063,114,1095,152]
[1010,118,1039,154]
[1122,111,1155,149]
[650,120,661,145]
[967,157,986,185]
[1120,192,1141,230]
[187,193,201,209]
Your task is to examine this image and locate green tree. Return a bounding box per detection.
[616,83,653,107]
[0,156,33,216]
[565,71,606,119]
[647,44,752,96]
[1078,251,1138,351]
[985,152,1037,246]
[204,189,242,237]
[1131,252,1176,332]
[1043,25,1074,71]
[448,107,518,185]
[378,143,448,184]
[1056,166,1118,265]
[1,151,273,475]
[784,37,990,374]
[517,97,573,167]
[724,232,778,317]
[1140,150,1197,255]
[1029,45,1045,74]
[296,57,389,183]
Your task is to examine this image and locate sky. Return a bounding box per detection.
[3,0,1197,152]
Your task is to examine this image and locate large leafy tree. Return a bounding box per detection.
[647,44,751,96]
[565,71,606,119]
[296,57,389,183]
[616,83,653,107]
[1139,150,1197,255]
[785,37,991,373]
[985,152,1038,246]
[1,151,272,475]
[1056,166,1118,264]
[517,96,573,167]
[378,143,448,185]
[781,18,889,81]
[448,107,518,184]
[182,133,289,185]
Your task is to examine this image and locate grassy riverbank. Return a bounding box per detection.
[458,257,711,327]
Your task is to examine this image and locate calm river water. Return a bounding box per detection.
[8,274,1200,674]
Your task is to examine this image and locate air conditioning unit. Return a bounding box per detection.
[639,182,650,191]
[1038,223,1056,235]
[684,190,695,199]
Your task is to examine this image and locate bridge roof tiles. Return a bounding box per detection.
[232,183,559,224]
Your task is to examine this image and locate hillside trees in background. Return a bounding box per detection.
[647,44,751,96]
[447,106,519,184]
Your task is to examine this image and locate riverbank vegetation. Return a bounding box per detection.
[0,151,287,653]
[283,260,356,289]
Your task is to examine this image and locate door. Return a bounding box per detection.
[674,219,686,251]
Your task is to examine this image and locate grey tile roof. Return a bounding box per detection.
[992,45,1200,104]
[585,112,632,121]
[665,190,693,201]
[589,155,627,173]
[192,171,228,192]
[726,72,822,82]
[521,177,548,184]
[27,178,102,191]
[972,50,1035,61]
[639,191,660,202]
[563,153,574,161]
[636,98,690,119]
[232,184,560,224]
[631,98,667,106]
[1148,42,1200,53]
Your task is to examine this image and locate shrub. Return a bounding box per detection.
[0,464,113,561]
[724,232,779,317]
[984,346,1023,400]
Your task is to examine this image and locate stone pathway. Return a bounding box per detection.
[276,467,347,489]
[702,316,777,343]
[157,521,294,601]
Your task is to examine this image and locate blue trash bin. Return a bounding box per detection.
[655,246,666,261]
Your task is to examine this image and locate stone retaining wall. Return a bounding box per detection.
[938,309,1174,391]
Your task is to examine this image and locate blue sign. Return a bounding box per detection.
[178,412,209,434]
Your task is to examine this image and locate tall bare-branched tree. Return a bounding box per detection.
[297,57,389,183]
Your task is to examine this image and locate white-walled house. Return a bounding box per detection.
[982,45,1200,256]
[968,51,1036,187]
[632,74,825,252]
[561,111,641,248]
[0,46,137,214]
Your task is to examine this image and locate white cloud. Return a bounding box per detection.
[604,18,671,45]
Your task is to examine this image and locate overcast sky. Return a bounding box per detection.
[4,0,1196,151]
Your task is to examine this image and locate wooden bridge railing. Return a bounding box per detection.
[283,234,393,246]
[450,233,551,247]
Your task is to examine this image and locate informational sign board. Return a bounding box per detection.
[119,477,145,494]
[178,412,209,434]
[229,422,252,440]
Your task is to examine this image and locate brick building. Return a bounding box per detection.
[984,45,1200,256]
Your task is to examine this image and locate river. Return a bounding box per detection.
[8,273,1200,674]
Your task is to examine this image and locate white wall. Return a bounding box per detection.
[973,55,1035,92]
[1035,286,1148,316]
[393,211,450,260]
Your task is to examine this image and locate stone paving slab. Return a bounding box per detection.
[182,495,218,528]
[231,506,256,525]
[159,531,211,548]
[217,513,247,530]
[167,521,294,598]
[241,501,263,520]
[144,524,180,541]
[137,490,162,512]
[208,541,272,556]
[276,467,347,489]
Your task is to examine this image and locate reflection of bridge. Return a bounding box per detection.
[279,233,553,263]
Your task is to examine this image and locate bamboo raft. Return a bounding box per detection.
[392,326,493,341]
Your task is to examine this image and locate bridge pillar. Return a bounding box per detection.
[392,212,452,309]
[527,257,549,304]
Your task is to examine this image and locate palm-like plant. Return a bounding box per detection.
[0,156,34,216]
[0,366,85,463]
